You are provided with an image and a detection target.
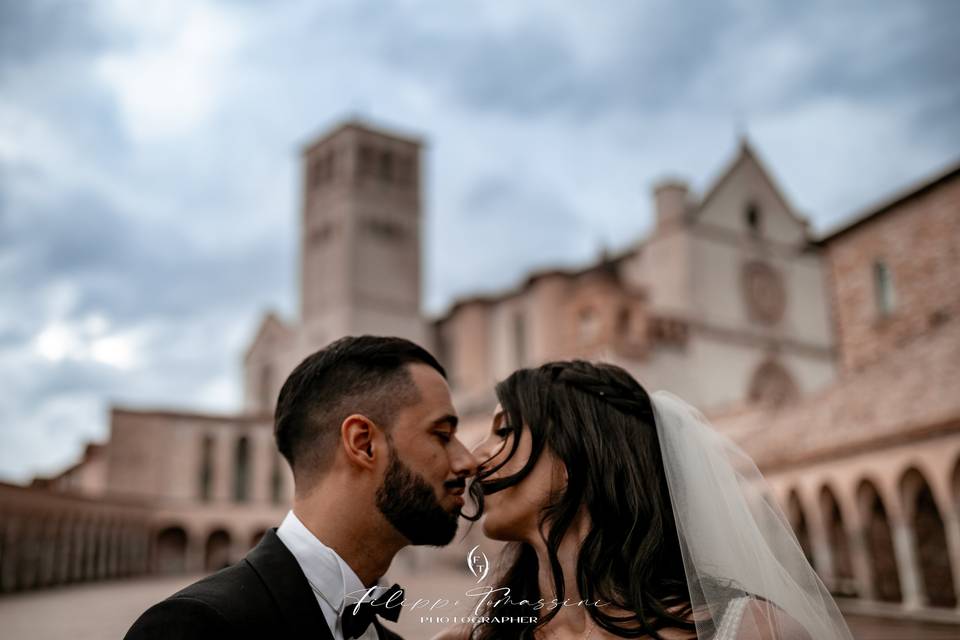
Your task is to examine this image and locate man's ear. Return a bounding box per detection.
[340,414,380,470]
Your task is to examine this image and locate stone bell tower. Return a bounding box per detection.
[298,120,427,350]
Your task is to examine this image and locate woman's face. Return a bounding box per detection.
[471,404,563,542]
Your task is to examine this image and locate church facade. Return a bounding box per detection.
[1,120,957,621]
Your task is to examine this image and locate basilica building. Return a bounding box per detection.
[1,120,957,622]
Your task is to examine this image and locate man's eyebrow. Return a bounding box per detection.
[433,414,459,430]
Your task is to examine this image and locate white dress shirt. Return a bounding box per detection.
[276,510,384,640]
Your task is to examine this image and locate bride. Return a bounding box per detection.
[437,360,852,640]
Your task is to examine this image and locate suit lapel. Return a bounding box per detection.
[245,528,334,640]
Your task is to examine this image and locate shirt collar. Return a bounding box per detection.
[276,510,369,614]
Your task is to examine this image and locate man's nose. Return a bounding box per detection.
[450,436,480,477]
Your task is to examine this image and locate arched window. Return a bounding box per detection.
[204,529,232,571]
[747,359,798,408]
[199,435,214,502]
[379,150,393,183]
[900,468,957,607]
[233,436,250,503]
[786,490,813,566]
[819,486,855,595]
[857,480,901,602]
[155,526,188,575]
[873,260,896,317]
[745,202,762,236]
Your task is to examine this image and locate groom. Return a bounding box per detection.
[125,336,479,640]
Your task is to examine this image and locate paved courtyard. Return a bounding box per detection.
[0,574,957,639]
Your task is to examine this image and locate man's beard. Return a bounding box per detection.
[375,443,460,546]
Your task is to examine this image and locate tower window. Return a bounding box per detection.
[873,260,896,317]
[397,156,415,186]
[359,146,376,178]
[745,202,762,236]
[309,152,335,188]
[309,222,335,245]
[364,218,405,241]
[379,150,394,183]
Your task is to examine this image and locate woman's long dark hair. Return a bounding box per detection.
[465,360,713,640]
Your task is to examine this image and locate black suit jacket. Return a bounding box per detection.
[125,528,404,640]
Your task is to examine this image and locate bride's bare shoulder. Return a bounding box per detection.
[431,623,474,640]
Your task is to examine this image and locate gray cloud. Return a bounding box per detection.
[0,0,958,481]
[0,1,108,67]
[426,174,598,313]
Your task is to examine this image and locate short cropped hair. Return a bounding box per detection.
[274,335,446,483]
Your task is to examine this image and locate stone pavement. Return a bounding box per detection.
[0,574,958,639]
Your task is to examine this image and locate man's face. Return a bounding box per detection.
[375,363,478,545]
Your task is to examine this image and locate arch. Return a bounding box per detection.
[154,526,188,575]
[17,516,42,590]
[819,485,855,595]
[857,479,901,602]
[199,434,214,502]
[205,529,232,571]
[250,528,267,549]
[0,513,20,592]
[785,489,813,566]
[747,360,798,409]
[36,516,59,587]
[270,454,285,505]
[69,519,88,582]
[234,436,250,503]
[900,467,957,607]
[53,516,74,585]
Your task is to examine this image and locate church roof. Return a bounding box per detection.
[817,157,960,243]
[695,137,810,231]
[301,118,425,157]
[436,246,637,321]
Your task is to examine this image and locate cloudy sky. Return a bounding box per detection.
[1,0,958,482]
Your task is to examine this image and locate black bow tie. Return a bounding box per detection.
[342,583,404,639]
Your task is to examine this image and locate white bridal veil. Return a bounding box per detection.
[650,391,854,640]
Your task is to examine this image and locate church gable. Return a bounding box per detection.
[244,312,292,363]
[695,140,809,247]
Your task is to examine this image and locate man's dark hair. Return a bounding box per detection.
[274,335,445,484]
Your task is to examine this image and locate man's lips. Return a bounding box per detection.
[446,486,465,507]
